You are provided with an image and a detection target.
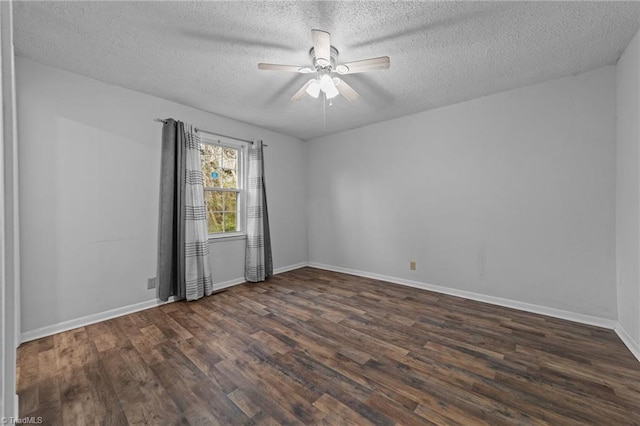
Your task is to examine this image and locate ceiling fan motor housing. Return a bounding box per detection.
[309,46,339,70]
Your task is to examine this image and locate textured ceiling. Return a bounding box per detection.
[13,1,640,141]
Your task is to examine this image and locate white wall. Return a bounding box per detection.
[308,66,617,320]
[616,28,640,348]
[16,57,308,335]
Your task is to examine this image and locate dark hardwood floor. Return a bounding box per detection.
[17,267,640,425]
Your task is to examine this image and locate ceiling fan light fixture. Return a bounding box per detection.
[326,89,339,99]
[306,79,321,98]
[320,74,339,99]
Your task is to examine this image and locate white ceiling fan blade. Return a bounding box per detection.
[258,63,309,73]
[336,56,390,74]
[312,29,331,66]
[334,78,360,102]
[290,79,314,102]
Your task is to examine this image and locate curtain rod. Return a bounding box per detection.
[154,118,267,146]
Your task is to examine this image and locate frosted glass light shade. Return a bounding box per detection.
[320,74,339,99]
[306,79,321,98]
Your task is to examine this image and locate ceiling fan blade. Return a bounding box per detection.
[258,63,309,73]
[334,78,360,102]
[336,56,390,74]
[312,29,331,66]
[290,79,314,102]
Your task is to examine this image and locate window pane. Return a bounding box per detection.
[223,192,237,212]
[204,190,223,212]
[222,148,237,169]
[201,144,222,187]
[222,168,237,188]
[208,212,224,234]
[204,169,221,188]
[201,144,221,167]
[224,212,237,232]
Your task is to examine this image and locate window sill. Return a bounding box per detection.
[208,232,246,243]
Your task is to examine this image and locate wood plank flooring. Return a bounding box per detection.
[17,267,640,425]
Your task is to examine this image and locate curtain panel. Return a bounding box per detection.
[184,126,214,300]
[157,119,185,301]
[245,140,273,282]
[157,119,213,301]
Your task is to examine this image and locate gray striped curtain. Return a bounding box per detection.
[184,125,213,299]
[157,120,213,301]
[245,140,273,282]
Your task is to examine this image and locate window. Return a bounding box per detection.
[200,139,244,237]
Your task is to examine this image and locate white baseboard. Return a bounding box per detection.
[20,262,308,344]
[615,324,640,363]
[274,262,308,274]
[211,277,247,292]
[20,296,179,344]
[307,262,618,330]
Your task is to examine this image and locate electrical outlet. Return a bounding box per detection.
[147,277,156,289]
[410,261,416,271]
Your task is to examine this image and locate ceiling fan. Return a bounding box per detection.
[258,29,390,102]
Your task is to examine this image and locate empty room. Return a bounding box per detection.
[2,0,640,424]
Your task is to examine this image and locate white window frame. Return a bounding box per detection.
[199,135,247,240]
